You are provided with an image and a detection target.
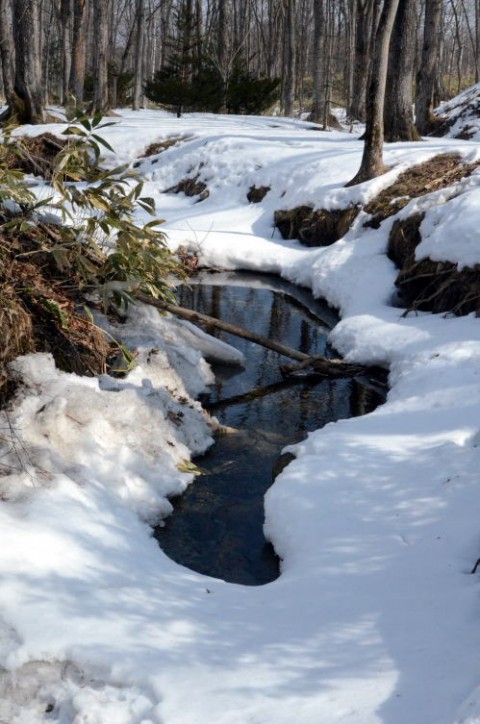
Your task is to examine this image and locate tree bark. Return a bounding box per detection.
[384,0,420,141]
[217,0,229,111]
[92,0,110,114]
[11,0,44,123]
[415,0,442,135]
[59,0,72,105]
[69,0,88,105]
[311,0,325,123]
[347,0,400,186]
[281,0,296,116]
[350,0,376,122]
[132,0,146,110]
[0,0,20,112]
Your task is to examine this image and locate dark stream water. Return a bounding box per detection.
[154,272,384,585]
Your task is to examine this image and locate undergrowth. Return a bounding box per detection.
[0,113,185,387]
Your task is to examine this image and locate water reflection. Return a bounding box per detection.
[155,273,384,585]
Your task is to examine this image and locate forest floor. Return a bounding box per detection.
[1,101,480,724]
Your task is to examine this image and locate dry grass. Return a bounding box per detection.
[364,154,480,228]
[3,133,65,179]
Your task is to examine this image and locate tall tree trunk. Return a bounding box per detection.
[0,0,20,111]
[415,0,442,135]
[347,0,400,186]
[311,0,325,123]
[69,0,88,105]
[384,0,420,141]
[132,0,146,109]
[92,0,110,114]
[60,0,72,105]
[217,0,229,111]
[350,0,375,122]
[345,0,357,120]
[281,0,296,116]
[11,0,44,123]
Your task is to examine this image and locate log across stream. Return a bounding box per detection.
[154,272,386,585]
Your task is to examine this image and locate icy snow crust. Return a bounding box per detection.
[1,109,480,723]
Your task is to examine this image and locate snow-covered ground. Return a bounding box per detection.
[2,108,480,723]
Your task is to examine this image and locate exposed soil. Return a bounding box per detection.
[364,154,480,228]
[133,136,194,168]
[247,185,270,203]
[140,136,193,158]
[166,176,209,202]
[274,205,359,247]
[388,213,480,316]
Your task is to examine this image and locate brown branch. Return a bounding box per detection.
[135,292,311,362]
[135,293,385,384]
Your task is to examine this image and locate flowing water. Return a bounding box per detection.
[154,272,385,585]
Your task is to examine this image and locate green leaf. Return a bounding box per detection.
[91,134,115,153]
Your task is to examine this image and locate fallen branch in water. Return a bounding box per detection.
[135,293,311,362]
[135,293,386,380]
[280,356,369,379]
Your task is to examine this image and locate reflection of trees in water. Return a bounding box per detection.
[157,278,385,585]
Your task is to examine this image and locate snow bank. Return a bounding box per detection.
[1,109,480,724]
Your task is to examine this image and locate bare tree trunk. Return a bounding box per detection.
[384,0,420,141]
[415,0,442,135]
[217,0,229,111]
[347,0,400,186]
[281,0,296,116]
[132,0,146,109]
[11,0,44,123]
[0,0,20,111]
[59,0,72,105]
[92,0,110,114]
[69,0,88,105]
[350,0,375,122]
[311,0,325,123]
[344,0,357,120]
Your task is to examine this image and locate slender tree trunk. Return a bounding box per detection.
[347,0,400,186]
[311,0,325,123]
[350,0,375,122]
[11,0,44,123]
[217,0,229,111]
[69,0,88,105]
[345,0,357,120]
[384,0,420,141]
[0,0,20,111]
[133,0,146,109]
[59,0,72,105]
[415,0,442,135]
[92,0,110,113]
[281,0,296,116]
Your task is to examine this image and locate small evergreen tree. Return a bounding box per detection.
[145,56,279,116]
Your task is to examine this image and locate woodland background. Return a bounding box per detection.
[0,0,478,133]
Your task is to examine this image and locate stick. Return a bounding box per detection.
[135,293,312,362]
[135,293,383,379]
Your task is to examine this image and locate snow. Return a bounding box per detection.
[436,83,480,141]
[2,105,480,723]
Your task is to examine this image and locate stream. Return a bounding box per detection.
[154,272,385,586]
